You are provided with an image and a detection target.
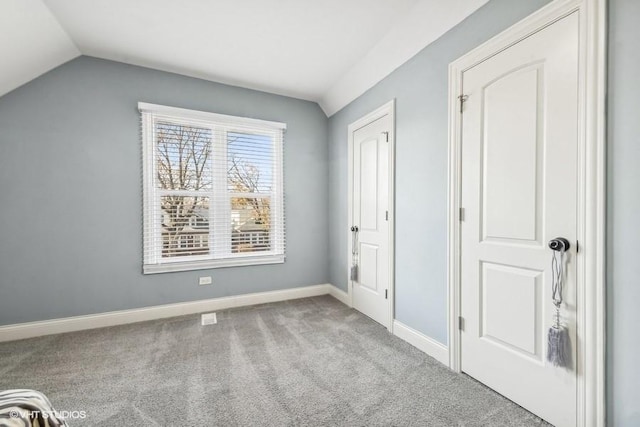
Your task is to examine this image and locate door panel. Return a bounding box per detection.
[461,12,579,427]
[482,65,542,243]
[481,262,542,358]
[359,243,379,292]
[359,138,379,230]
[351,114,390,327]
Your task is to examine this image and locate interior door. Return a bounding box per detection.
[350,114,391,327]
[460,13,579,427]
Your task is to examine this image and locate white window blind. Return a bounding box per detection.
[139,103,286,274]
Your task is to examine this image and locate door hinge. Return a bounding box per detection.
[458,316,465,331]
[382,131,389,142]
[385,210,389,221]
[576,240,579,253]
[385,289,388,299]
[459,207,465,222]
[458,94,469,114]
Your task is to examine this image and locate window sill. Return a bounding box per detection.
[143,254,285,274]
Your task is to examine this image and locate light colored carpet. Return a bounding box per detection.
[0,296,550,426]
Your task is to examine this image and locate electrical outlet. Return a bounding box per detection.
[199,276,212,286]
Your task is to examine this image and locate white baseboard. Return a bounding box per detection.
[0,284,333,343]
[393,320,449,366]
[327,284,351,306]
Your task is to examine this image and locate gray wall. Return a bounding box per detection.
[327,0,551,344]
[607,0,640,425]
[1,1,638,424]
[0,56,329,325]
[327,0,640,423]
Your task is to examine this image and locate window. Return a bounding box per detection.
[140,103,285,274]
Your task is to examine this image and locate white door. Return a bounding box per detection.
[350,113,391,327]
[460,13,579,427]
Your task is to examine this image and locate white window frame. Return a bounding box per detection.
[140,102,286,274]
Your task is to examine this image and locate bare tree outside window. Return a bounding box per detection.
[156,122,211,257]
[227,132,273,253]
[155,126,274,257]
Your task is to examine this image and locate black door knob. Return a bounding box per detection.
[548,237,570,252]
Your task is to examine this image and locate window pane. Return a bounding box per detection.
[231,196,271,253]
[161,196,210,258]
[156,122,212,190]
[227,132,273,194]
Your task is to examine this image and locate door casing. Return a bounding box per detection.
[347,100,396,332]
[447,1,606,426]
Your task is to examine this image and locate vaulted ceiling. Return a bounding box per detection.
[1,0,488,116]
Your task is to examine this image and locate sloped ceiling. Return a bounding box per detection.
[1,0,488,116]
[0,0,80,99]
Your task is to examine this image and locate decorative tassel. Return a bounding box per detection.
[350,265,358,282]
[547,246,571,369]
[547,324,571,368]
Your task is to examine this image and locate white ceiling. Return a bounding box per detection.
[0,0,79,99]
[1,0,488,116]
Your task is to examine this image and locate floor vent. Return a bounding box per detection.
[201,313,217,326]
